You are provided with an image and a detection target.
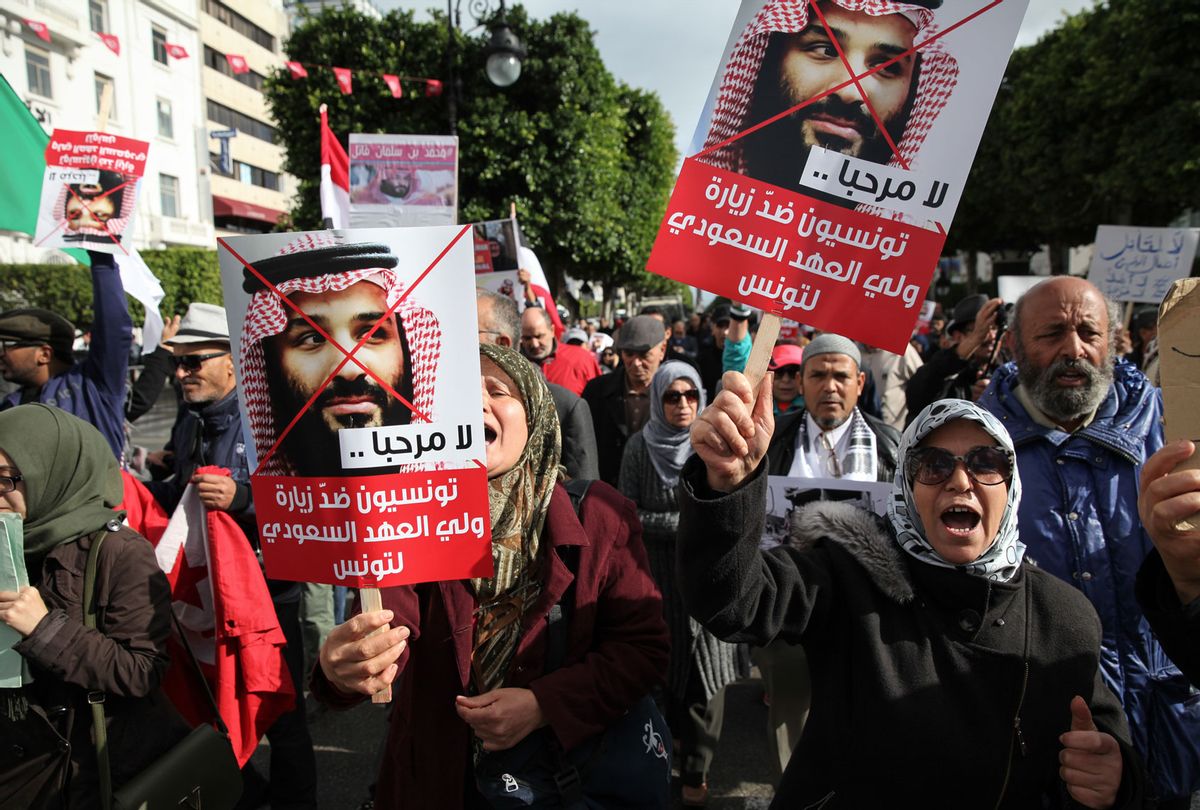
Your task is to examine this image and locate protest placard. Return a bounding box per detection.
[472,217,522,273]
[33,129,149,254]
[647,0,1029,354]
[0,514,29,688]
[216,226,490,589]
[1085,225,1199,305]
[348,134,458,227]
[762,475,892,549]
[1157,277,1200,531]
[475,270,522,304]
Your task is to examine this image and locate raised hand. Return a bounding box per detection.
[1060,696,1122,809]
[689,370,774,493]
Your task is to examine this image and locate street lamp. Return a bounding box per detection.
[446,0,527,133]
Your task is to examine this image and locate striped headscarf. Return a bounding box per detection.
[701,0,958,211]
[470,344,562,695]
[237,232,441,475]
[887,399,1025,582]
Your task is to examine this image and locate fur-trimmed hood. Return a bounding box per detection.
[788,500,915,605]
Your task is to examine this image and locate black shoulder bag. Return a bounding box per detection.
[83,530,243,810]
[474,479,673,809]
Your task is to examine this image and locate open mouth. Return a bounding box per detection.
[484,426,497,445]
[940,505,981,537]
[1056,371,1087,387]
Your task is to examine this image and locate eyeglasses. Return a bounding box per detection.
[662,389,700,406]
[0,473,23,494]
[906,446,1012,487]
[176,351,229,372]
[773,365,802,379]
[0,339,42,354]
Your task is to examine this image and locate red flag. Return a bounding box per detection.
[425,79,443,98]
[165,42,189,59]
[23,19,51,42]
[121,471,295,767]
[286,60,308,79]
[226,53,249,74]
[382,73,403,99]
[319,105,350,228]
[98,32,120,55]
[332,66,352,95]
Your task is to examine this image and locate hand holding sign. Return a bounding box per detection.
[1059,696,1122,809]
[1138,440,1200,605]
[318,609,409,698]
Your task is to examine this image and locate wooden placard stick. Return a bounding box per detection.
[1157,278,1200,531]
[743,312,781,389]
[358,587,392,703]
[1122,300,1135,331]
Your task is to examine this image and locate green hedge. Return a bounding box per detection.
[0,248,222,330]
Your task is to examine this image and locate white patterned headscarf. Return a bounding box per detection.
[239,232,441,475]
[887,399,1025,581]
[56,170,137,246]
[701,0,958,218]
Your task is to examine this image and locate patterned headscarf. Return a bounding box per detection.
[887,399,1025,582]
[701,0,958,214]
[238,232,441,475]
[642,360,706,488]
[470,344,562,694]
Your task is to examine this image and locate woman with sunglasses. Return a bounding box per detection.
[0,405,188,807]
[678,373,1145,809]
[618,360,736,806]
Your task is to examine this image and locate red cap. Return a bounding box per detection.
[768,343,805,370]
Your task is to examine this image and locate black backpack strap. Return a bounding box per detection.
[543,479,592,675]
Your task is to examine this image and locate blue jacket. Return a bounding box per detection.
[980,360,1200,799]
[2,254,131,458]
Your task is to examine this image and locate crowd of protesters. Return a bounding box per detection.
[2,243,1199,810]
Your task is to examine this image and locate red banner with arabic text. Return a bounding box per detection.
[251,467,492,588]
[44,130,150,177]
[647,159,943,354]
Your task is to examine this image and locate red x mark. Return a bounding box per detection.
[219,224,472,475]
[35,178,134,255]
[695,0,1005,172]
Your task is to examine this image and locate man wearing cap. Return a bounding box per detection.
[519,306,599,396]
[582,314,668,485]
[702,0,954,200]
[0,252,131,459]
[237,233,440,478]
[769,343,805,417]
[143,301,319,809]
[904,293,1002,425]
[477,288,599,480]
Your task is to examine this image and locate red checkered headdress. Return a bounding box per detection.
[56,170,137,246]
[238,232,441,476]
[701,0,958,176]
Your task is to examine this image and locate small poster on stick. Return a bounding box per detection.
[34,129,149,254]
[646,0,1029,353]
[1157,277,1200,531]
[216,226,490,588]
[348,134,458,228]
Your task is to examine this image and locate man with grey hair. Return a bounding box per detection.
[979,276,1200,805]
[477,289,598,480]
[519,305,599,396]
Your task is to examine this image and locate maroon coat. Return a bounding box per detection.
[312,481,669,809]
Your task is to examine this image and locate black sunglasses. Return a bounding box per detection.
[773,364,802,379]
[0,473,23,495]
[662,389,700,406]
[176,351,229,372]
[906,445,1012,487]
[0,339,44,354]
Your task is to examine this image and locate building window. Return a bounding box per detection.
[160,174,180,218]
[152,26,168,65]
[211,154,280,192]
[157,98,173,139]
[203,46,265,91]
[206,99,277,144]
[26,47,52,98]
[202,0,275,51]
[89,0,108,33]
[94,73,115,117]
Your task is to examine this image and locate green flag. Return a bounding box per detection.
[0,75,88,265]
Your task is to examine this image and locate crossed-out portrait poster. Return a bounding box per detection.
[473,217,523,273]
[216,226,491,588]
[647,0,1029,353]
[348,134,458,228]
[34,129,150,253]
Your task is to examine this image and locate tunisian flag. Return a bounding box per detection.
[518,246,564,338]
[121,470,294,767]
[319,104,349,228]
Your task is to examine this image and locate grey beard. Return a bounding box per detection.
[1018,355,1113,424]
